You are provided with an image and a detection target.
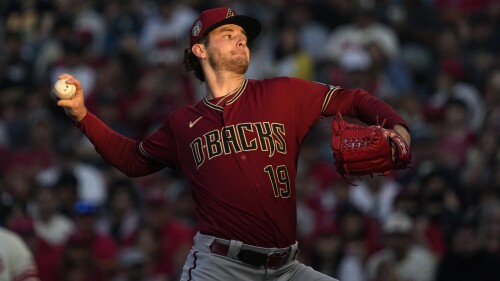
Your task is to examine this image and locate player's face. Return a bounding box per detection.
[205,24,250,74]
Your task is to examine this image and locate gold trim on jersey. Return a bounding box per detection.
[203,79,248,111]
[320,85,340,118]
[226,79,247,105]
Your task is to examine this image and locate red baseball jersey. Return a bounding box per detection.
[77,77,406,248]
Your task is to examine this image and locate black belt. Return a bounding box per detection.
[209,240,295,269]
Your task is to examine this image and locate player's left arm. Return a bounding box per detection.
[324,87,411,145]
[289,78,410,146]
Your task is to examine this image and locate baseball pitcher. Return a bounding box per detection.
[56,7,411,281]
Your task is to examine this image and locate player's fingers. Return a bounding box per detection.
[65,78,82,90]
[393,125,411,147]
[56,99,66,107]
[65,78,84,98]
[54,75,87,122]
[57,99,75,107]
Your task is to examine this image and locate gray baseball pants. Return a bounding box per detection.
[180,232,338,281]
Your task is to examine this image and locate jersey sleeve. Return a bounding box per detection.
[323,88,408,129]
[289,77,337,121]
[287,78,339,138]
[76,112,166,177]
[139,117,180,169]
[288,77,407,130]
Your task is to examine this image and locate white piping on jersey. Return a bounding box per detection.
[203,79,248,111]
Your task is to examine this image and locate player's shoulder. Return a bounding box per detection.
[250,76,333,87]
[166,102,202,124]
[248,76,313,88]
[172,103,198,114]
[250,76,294,85]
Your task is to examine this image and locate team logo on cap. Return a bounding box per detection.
[226,8,235,18]
[192,20,202,37]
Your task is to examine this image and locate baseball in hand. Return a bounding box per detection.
[53,79,76,100]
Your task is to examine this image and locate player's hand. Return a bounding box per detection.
[56,73,88,122]
[393,124,411,147]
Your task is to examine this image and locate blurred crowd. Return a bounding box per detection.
[1,0,500,280]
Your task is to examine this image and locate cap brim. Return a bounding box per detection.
[205,15,261,43]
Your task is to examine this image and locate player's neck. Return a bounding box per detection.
[204,72,245,99]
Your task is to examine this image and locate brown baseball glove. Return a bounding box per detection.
[331,113,411,178]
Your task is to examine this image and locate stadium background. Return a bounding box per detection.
[0,0,499,280]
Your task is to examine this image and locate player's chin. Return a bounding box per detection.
[227,58,249,74]
[232,51,248,60]
[232,64,249,75]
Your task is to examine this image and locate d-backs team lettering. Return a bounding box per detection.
[190,121,286,169]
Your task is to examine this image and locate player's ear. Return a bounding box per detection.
[191,43,206,59]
